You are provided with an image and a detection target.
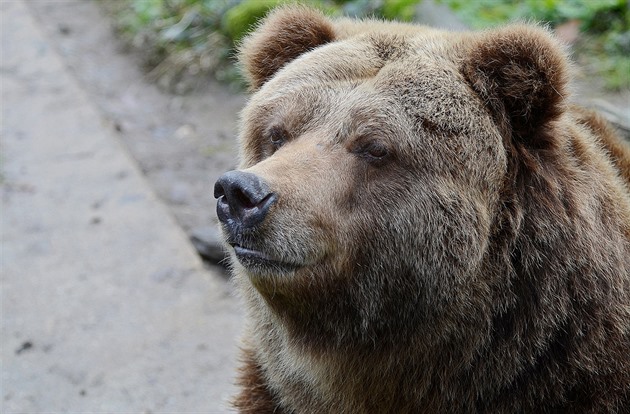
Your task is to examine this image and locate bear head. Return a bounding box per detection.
[215,6,630,411]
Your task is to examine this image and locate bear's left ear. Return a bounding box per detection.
[238,5,336,90]
[462,25,570,149]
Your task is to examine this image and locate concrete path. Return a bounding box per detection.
[1,1,242,412]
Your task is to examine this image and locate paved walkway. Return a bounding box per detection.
[1,1,241,412]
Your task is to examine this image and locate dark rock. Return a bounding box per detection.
[58,24,71,35]
[16,341,33,355]
[589,99,630,140]
[190,226,227,264]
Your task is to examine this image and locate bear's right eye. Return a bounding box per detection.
[268,126,288,149]
[352,141,391,165]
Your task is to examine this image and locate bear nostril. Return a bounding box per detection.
[213,181,225,199]
[214,170,277,228]
[234,187,257,209]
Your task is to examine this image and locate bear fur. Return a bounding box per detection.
[217,5,630,413]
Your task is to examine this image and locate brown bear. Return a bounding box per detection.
[213,6,630,413]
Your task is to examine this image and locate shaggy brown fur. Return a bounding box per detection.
[217,6,630,413]
[239,6,335,90]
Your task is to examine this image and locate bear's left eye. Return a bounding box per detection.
[268,126,288,149]
[354,141,390,164]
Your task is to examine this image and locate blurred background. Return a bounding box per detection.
[108,0,630,92]
[1,0,628,413]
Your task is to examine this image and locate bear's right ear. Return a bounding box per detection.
[238,5,336,90]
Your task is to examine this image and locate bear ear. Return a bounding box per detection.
[238,5,336,90]
[462,25,570,149]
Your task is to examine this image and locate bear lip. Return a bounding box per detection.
[232,244,300,273]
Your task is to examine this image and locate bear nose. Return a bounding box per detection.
[214,170,277,228]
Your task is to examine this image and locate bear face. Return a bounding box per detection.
[231,35,508,343]
[215,6,630,413]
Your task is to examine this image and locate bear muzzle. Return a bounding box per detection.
[215,170,301,273]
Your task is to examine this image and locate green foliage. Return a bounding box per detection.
[441,0,627,29]
[440,0,514,28]
[221,0,285,42]
[220,0,341,42]
[382,0,419,21]
[109,0,627,91]
[108,0,421,91]
[579,28,630,90]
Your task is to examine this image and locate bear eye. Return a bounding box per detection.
[268,126,288,149]
[354,141,390,163]
[366,143,388,158]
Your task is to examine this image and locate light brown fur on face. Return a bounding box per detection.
[217,5,630,413]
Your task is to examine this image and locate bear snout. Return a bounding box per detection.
[214,170,277,230]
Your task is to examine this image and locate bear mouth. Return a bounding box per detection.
[231,244,300,274]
